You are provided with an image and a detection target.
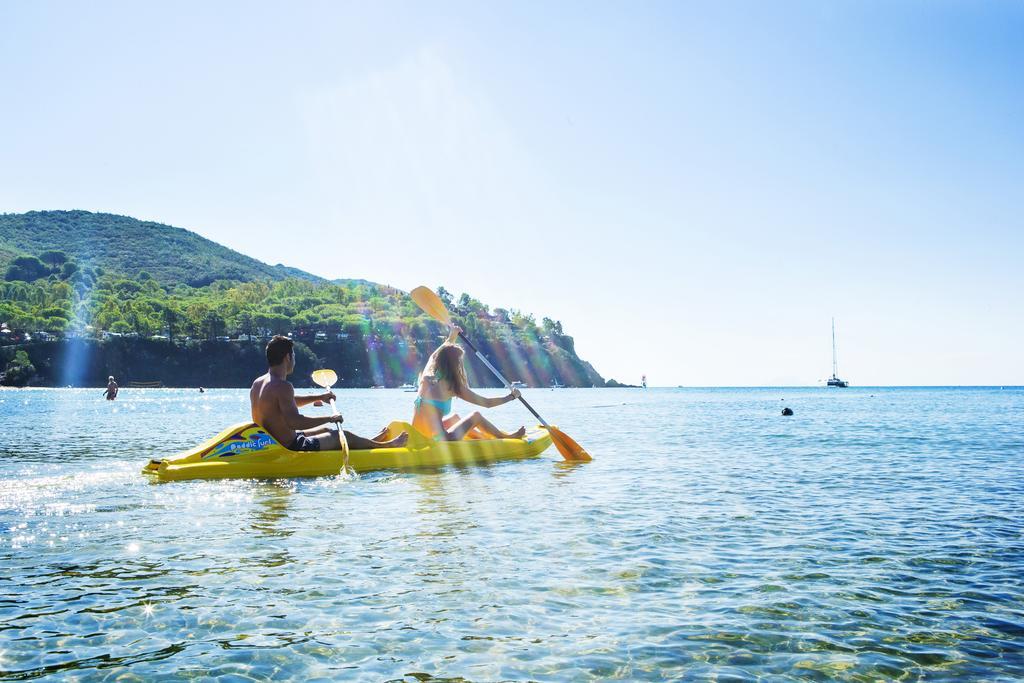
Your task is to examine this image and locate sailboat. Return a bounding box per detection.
[827,318,849,387]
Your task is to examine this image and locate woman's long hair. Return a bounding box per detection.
[421,343,468,395]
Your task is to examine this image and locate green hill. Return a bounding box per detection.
[0,210,610,388]
[0,210,324,287]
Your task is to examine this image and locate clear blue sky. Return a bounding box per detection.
[2,1,1022,385]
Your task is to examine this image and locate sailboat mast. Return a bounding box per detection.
[831,317,838,378]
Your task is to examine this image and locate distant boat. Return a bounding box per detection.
[399,382,417,392]
[827,318,849,388]
[550,380,564,389]
[510,381,527,390]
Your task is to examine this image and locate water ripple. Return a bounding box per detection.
[1,387,1023,680]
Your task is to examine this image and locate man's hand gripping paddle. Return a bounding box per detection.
[311,368,354,476]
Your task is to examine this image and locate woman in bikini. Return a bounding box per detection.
[412,326,525,441]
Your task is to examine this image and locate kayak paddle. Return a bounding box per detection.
[311,368,339,411]
[311,368,352,474]
[409,286,592,461]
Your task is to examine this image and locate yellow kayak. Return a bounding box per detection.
[142,421,553,482]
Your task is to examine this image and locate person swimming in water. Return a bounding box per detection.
[412,326,525,441]
[103,376,118,401]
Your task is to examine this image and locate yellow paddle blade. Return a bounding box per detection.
[546,426,592,461]
[410,286,452,325]
[311,368,337,388]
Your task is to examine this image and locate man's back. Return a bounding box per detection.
[250,373,295,445]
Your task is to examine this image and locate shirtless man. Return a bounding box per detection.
[103,375,118,401]
[250,335,408,451]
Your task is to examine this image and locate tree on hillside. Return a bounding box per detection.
[254,312,290,336]
[236,311,255,339]
[2,350,36,386]
[113,279,143,297]
[456,293,480,315]
[542,317,564,336]
[162,305,179,340]
[40,313,70,333]
[39,250,69,268]
[0,300,22,322]
[5,256,49,282]
[203,311,226,340]
[511,310,536,330]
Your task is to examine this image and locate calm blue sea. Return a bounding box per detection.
[1,387,1022,681]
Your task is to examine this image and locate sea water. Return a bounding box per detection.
[1,387,1022,680]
